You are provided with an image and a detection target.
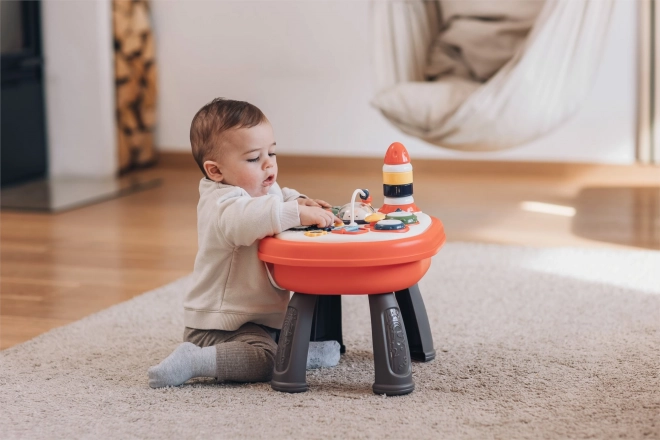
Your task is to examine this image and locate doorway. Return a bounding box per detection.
[1,1,48,187]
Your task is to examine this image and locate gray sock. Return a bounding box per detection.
[306,340,341,370]
[148,342,216,388]
[149,340,340,387]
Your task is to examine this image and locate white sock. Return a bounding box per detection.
[148,342,216,388]
[306,341,341,370]
[148,340,340,387]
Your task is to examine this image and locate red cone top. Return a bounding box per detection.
[384,142,410,165]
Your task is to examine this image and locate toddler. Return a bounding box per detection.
[149,98,341,387]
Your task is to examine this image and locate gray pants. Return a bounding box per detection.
[184,323,279,383]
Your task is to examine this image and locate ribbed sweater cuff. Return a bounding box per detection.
[279,200,300,231]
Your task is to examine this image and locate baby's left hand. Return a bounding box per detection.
[297,198,332,209]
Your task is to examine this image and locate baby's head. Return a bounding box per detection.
[190,98,278,197]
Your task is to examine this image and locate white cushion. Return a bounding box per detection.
[371,76,480,133]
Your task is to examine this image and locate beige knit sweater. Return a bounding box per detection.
[183,178,303,331]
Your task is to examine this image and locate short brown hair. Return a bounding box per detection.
[189,98,268,177]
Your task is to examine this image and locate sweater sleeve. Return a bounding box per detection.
[215,191,300,247]
[281,186,306,202]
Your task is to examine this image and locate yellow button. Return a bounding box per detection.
[364,212,386,223]
[304,230,327,237]
[383,171,413,185]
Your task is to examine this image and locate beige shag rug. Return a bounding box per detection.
[1,243,659,439]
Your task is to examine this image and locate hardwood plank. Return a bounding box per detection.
[0,316,72,350]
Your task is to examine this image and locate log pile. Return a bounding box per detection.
[113,0,157,172]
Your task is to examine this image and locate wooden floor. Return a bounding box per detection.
[1,156,659,349]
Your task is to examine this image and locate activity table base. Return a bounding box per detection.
[271,284,435,396]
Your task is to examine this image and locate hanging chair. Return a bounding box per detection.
[371,0,614,152]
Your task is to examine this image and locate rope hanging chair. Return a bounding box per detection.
[371,0,614,152]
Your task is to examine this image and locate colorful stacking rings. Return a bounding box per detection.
[379,142,420,214]
[383,183,413,198]
[382,171,413,185]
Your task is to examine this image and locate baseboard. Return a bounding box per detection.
[157,152,660,180]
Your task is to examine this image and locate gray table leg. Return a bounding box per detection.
[395,283,436,362]
[369,293,415,396]
[310,295,345,353]
[271,293,317,393]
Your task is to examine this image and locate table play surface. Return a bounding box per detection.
[276,212,433,243]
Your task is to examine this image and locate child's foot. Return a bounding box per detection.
[306,340,341,369]
[148,342,216,388]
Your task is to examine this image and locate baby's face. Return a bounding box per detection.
[213,122,278,197]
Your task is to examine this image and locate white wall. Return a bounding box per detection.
[42,0,117,178]
[152,0,637,164]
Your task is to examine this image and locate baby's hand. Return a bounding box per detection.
[297,198,332,209]
[299,205,341,228]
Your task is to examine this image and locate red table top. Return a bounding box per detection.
[259,216,446,268]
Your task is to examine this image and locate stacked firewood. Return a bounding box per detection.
[113,0,157,172]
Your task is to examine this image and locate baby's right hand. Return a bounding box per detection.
[299,205,339,228]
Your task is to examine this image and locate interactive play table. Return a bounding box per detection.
[258,212,446,395]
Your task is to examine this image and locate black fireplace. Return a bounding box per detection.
[1,1,48,187]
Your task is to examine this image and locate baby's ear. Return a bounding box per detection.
[203,160,223,182]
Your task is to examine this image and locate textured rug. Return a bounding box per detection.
[1,243,659,439]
